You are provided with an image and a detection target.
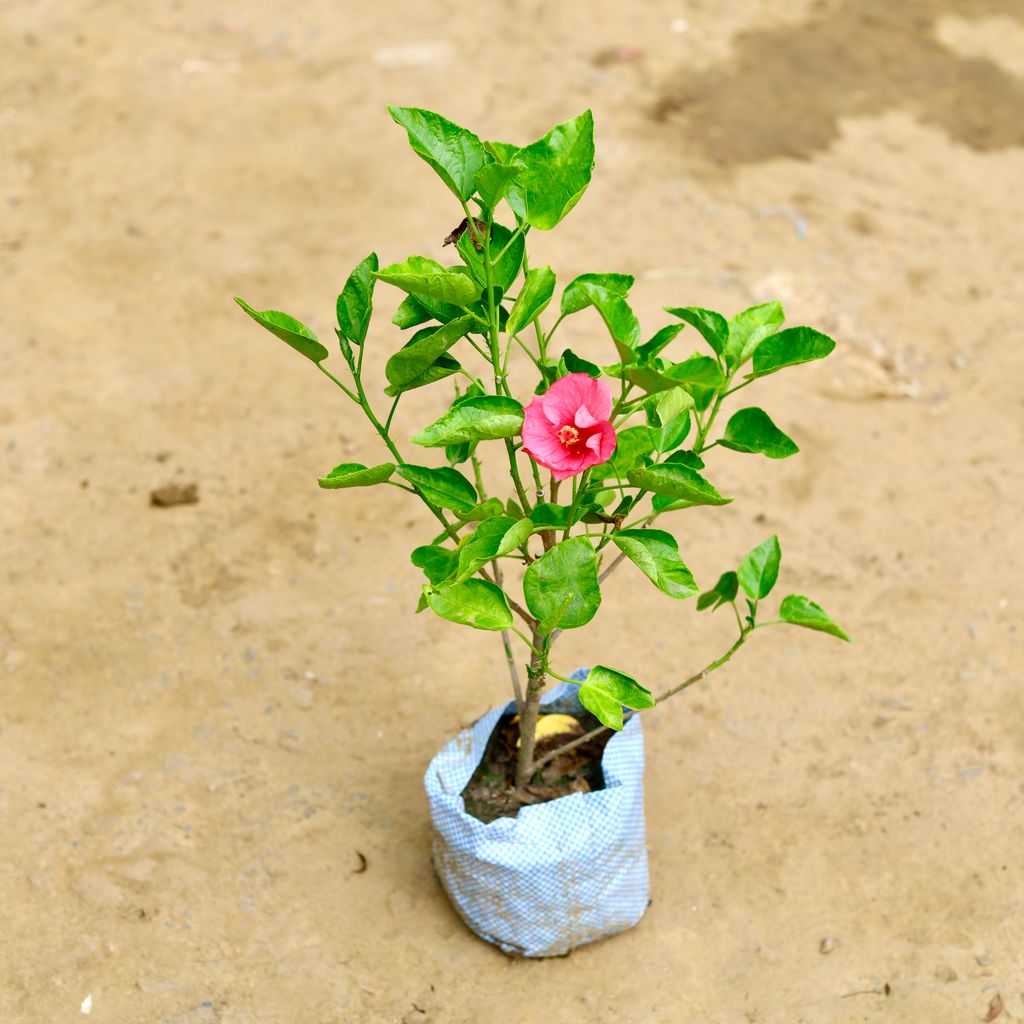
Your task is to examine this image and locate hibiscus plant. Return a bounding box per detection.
[236,106,849,791]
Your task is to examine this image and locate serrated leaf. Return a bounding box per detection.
[376,256,480,308]
[336,253,378,346]
[664,306,729,357]
[234,298,329,363]
[724,301,784,367]
[612,529,699,599]
[412,395,525,446]
[738,535,782,600]
[384,316,474,389]
[627,462,731,507]
[506,265,556,337]
[779,595,851,641]
[523,537,601,633]
[719,407,799,459]
[387,106,489,202]
[424,579,513,631]
[578,665,656,731]
[505,110,595,230]
[748,326,836,378]
[317,461,395,489]
[396,463,477,512]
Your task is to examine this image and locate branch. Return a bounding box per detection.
[531,628,752,772]
[598,550,627,584]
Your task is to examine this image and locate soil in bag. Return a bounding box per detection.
[461,712,613,823]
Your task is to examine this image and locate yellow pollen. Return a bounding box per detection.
[557,424,580,446]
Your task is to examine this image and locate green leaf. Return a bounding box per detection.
[738,535,782,600]
[396,464,477,512]
[561,273,639,358]
[506,266,556,337]
[484,140,520,165]
[317,461,395,489]
[779,595,851,641]
[411,545,458,585]
[697,571,739,611]
[561,272,633,314]
[578,665,655,731]
[383,352,461,396]
[627,462,731,507]
[424,579,513,631]
[384,316,474,389]
[457,222,524,293]
[454,516,533,582]
[612,529,698,599]
[637,323,685,362]
[454,497,506,523]
[336,253,378,346]
[724,301,784,368]
[664,353,725,391]
[392,294,432,329]
[505,110,595,230]
[523,537,601,633]
[664,306,729,357]
[719,407,799,459]
[598,425,655,479]
[234,298,329,363]
[376,255,480,307]
[649,387,695,452]
[748,326,836,378]
[529,502,584,530]
[558,349,602,378]
[412,395,525,446]
[387,106,488,203]
[474,161,523,209]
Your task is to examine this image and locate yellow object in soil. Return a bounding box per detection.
[516,713,585,748]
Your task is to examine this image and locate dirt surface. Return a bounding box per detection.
[2,1,1023,1021]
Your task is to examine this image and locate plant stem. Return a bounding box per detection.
[598,549,627,583]
[515,626,548,789]
[502,630,525,715]
[384,394,400,435]
[480,211,533,515]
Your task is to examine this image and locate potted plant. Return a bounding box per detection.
[235,105,849,958]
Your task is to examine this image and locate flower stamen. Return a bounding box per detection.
[557,424,581,447]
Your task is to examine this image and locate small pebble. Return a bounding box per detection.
[976,953,993,966]
[934,963,957,982]
[819,936,836,954]
[150,482,198,507]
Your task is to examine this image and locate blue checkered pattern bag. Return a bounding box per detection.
[424,672,649,958]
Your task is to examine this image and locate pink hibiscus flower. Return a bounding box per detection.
[521,373,617,481]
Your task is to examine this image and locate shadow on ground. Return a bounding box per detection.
[654,0,1024,164]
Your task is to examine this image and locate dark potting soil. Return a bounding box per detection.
[461,713,613,823]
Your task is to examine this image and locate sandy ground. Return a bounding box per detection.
[2,0,1023,1021]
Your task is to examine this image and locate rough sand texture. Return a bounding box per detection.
[2,1,1023,1021]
